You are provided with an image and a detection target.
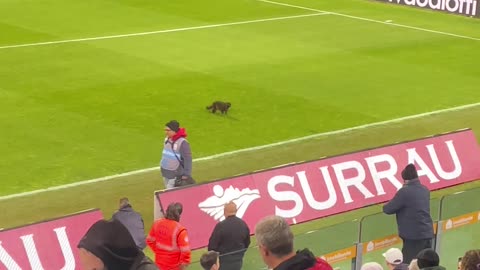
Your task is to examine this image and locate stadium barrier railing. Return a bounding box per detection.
[436,187,480,270]
[186,219,359,270]
[154,129,480,250]
[1,187,478,269]
[185,191,480,270]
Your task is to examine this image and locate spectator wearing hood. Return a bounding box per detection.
[77,219,158,270]
[416,248,445,270]
[160,120,192,189]
[383,248,409,270]
[383,164,434,264]
[112,197,146,250]
[255,215,333,270]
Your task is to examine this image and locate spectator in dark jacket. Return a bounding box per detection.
[416,248,445,270]
[255,215,333,270]
[112,197,146,250]
[208,202,250,270]
[383,248,409,270]
[383,164,434,264]
[77,219,158,270]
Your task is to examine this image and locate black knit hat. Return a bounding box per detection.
[77,219,139,270]
[401,163,418,181]
[165,120,180,132]
[416,248,440,268]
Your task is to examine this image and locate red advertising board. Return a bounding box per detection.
[0,209,103,270]
[155,129,480,250]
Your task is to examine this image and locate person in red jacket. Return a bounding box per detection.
[255,215,333,270]
[147,202,191,270]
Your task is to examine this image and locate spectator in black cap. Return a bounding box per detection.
[383,164,434,264]
[160,120,193,189]
[416,248,445,270]
[77,219,158,270]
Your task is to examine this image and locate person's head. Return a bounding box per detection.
[416,248,440,269]
[383,248,403,269]
[409,259,420,270]
[255,215,294,269]
[200,251,220,270]
[460,249,480,270]
[361,262,384,270]
[119,197,130,209]
[224,201,237,218]
[165,120,180,138]
[401,163,418,181]
[77,219,140,270]
[165,202,183,222]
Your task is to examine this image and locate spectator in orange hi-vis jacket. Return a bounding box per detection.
[147,202,191,270]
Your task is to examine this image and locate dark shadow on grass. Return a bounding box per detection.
[205,111,239,121]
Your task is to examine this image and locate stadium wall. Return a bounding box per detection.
[155,128,480,250]
[0,209,103,269]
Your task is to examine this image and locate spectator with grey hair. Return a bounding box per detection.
[254,215,333,270]
[362,262,384,270]
[112,197,146,250]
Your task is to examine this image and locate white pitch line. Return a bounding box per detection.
[0,13,329,50]
[256,0,480,41]
[1,101,480,201]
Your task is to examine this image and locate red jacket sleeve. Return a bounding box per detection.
[177,229,191,266]
[146,223,157,253]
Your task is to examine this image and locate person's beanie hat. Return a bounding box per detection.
[77,219,139,270]
[416,248,440,269]
[401,163,418,181]
[166,120,180,132]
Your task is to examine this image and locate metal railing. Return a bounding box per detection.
[187,188,480,270]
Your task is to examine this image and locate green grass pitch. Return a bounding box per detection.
[1,0,480,268]
[1,0,480,195]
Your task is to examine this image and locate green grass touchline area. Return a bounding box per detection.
[1,0,479,196]
[1,105,480,260]
[1,0,479,266]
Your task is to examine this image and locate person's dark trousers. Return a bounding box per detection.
[219,254,243,270]
[401,238,432,264]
